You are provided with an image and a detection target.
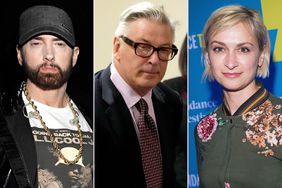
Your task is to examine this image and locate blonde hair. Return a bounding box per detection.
[202,5,270,80]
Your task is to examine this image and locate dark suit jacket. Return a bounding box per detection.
[95,65,182,188]
[0,90,92,188]
[163,77,187,188]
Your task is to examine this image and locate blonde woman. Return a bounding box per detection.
[195,5,282,188]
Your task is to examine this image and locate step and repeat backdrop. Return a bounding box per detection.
[189,0,282,187]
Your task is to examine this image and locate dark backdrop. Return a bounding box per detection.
[0,0,93,118]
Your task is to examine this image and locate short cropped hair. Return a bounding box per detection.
[202,5,270,80]
[114,2,176,41]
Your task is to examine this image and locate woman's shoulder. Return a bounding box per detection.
[198,104,223,121]
[266,93,282,113]
[268,93,282,103]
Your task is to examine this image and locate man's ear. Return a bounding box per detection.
[113,37,121,62]
[72,47,80,67]
[16,45,23,66]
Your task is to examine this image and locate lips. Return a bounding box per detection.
[144,71,158,74]
[141,67,159,74]
[222,72,242,78]
[142,70,160,77]
[40,65,59,73]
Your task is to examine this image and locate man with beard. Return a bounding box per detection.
[0,5,93,187]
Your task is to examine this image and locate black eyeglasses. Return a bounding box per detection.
[120,36,178,61]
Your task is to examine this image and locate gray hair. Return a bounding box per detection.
[114,2,176,40]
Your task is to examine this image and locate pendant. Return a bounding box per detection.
[29,111,40,119]
[69,117,79,125]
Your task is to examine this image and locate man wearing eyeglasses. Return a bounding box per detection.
[95,2,182,188]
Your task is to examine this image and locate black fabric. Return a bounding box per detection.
[19,5,75,47]
[163,76,187,188]
[0,110,31,187]
[0,83,92,188]
[223,84,269,116]
[95,65,182,188]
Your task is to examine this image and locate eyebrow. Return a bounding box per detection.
[138,38,172,47]
[210,40,255,47]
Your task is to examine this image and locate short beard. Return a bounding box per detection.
[22,55,72,90]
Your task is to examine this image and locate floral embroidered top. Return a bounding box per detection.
[195,86,282,188]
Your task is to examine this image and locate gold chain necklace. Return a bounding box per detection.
[22,83,83,165]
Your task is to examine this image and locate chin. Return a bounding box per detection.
[137,80,157,90]
[141,75,160,83]
[222,85,245,92]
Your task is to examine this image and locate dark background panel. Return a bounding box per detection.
[0,0,93,118]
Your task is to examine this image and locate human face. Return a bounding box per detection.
[113,19,174,96]
[206,22,265,93]
[17,35,79,90]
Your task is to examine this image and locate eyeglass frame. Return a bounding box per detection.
[119,35,178,61]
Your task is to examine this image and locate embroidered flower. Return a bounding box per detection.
[276,126,282,137]
[279,114,282,123]
[225,182,231,188]
[242,100,282,156]
[266,131,278,146]
[197,114,218,142]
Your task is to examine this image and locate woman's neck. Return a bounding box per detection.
[223,81,260,115]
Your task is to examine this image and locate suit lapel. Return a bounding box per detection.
[100,66,140,148]
[6,108,37,187]
[152,85,170,146]
[0,114,32,187]
[152,86,175,184]
[152,87,170,150]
